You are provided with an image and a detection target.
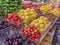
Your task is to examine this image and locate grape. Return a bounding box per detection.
[0,18,12,30]
[14,41,18,45]
[5,33,36,45]
[0,18,13,45]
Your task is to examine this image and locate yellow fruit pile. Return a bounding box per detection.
[30,16,51,33]
[17,8,37,26]
[50,8,60,16]
[40,4,53,14]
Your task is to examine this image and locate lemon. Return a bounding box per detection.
[39,29,44,32]
[40,24,45,28]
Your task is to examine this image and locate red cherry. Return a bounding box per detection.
[7,13,23,25]
[31,31,35,35]
[10,19,13,21]
[36,34,40,38]
[27,30,30,33]
[7,16,12,19]
[31,37,35,40]
[30,29,33,32]
[31,34,35,38]
[29,35,32,39]
[23,30,26,33]
[25,32,28,35]
[27,33,31,36]
[34,38,38,41]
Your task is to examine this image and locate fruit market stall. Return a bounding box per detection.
[0,0,60,45]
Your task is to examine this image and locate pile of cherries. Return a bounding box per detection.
[7,13,23,25]
[21,25,41,41]
[5,33,36,45]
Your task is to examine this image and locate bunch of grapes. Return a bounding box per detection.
[0,17,13,40]
[5,33,36,45]
[0,17,12,30]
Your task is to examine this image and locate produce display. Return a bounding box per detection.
[0,0,23,18]
[9,0,23,13]
[0,0,60,45]
[0,17,12,30]
[40,4,53,14]
[0,10,5,18]
[21,25,41,41]
[39,4,60,16]
[30,16,51,33]
[23,1,42,9]
[0,17,14,41]
[6,13,23,31]
[7,13,23,26]
[35,9,42,17]
[18,8,37,26]
[50,8,60,16]
[5,33,36,45]
[23,0,49,3]
[30,0,42,2]
[0,27,12,40]
[39,4,60,22]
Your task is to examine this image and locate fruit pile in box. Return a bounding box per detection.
[6,13,23,31]
[0,0,23,18]
[20,4,60,43]
[20,15,55,42]
[17,8,37,26]
[0,3,60,45]
[21,25,42,41]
